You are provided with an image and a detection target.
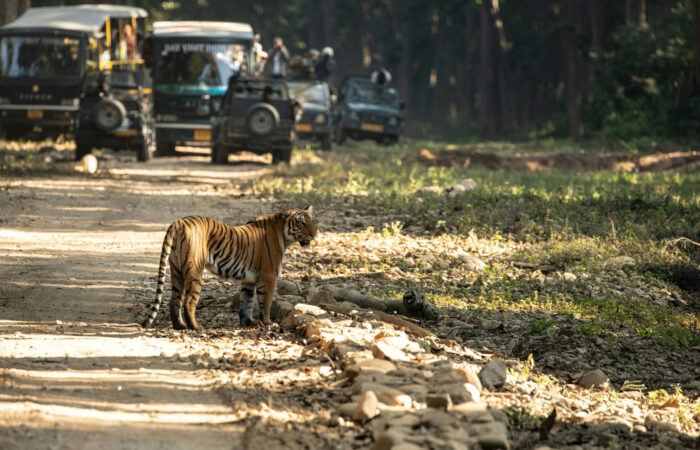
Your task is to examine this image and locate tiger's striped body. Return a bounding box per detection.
[141,207,315,330]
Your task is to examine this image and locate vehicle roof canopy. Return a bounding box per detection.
[152,21,253,41]
[0,5,147,35]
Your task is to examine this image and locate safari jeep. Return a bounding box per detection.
[147,21,254,156]
[335,75,404,145]
[211,77,300,164]
[0,5,148,141]
[287,79,333,150]
[75,69,153,161]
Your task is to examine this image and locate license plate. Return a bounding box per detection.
[194,129,211,141]
[361,123,383,133]
[27,109,43,119]
[297,124,311,132]
[114,130,138,137]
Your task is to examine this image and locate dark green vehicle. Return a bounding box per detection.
[211,77,300,164]
[286,79,333,151]
[335,75,404,145]
[147,21,254,156]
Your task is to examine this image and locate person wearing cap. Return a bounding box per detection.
[315,46,335,82]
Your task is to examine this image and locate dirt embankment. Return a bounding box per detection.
[414,148,700,172]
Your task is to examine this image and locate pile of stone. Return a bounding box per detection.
[277,294,511,450]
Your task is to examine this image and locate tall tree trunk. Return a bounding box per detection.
[460,5,476,122]
[479,0,498,138]
[2,0,19,27]
[691,0,700,89]
[306,0,319,50]
[479,0,512,137]
[358,1,373,68]
[561,1,584,137]
[319,0,331,47]
[389,1,411,118]
[625,0,646,24]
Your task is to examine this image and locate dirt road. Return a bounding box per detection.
[0,156,343,449]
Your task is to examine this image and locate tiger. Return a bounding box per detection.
[141,206,315,330]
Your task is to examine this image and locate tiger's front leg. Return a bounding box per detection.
[238,283,256,327]
[259,275,277,326]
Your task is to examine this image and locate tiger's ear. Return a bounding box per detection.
[304,204,313,217]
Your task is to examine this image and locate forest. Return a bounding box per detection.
[2,0,700,142]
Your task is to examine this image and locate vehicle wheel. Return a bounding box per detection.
[291,129,298,149]
[272,147,292,164]
[74,138,91,161]
[156,140,176,156]
[137,140,152,162]
[3,126,28,141]
[246,103,280,136]
[94,97,127,132]
[336,128,346,144]
[321,133,332,151]
[211,143,228,164]
[381,136,399,146]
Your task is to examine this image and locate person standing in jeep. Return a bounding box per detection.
[267,37,289,78]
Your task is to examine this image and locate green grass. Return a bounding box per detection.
[267,141,699,243]
[278,139,700,348]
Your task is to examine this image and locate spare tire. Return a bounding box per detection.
[94,97,127,132]
[245,103,279,136]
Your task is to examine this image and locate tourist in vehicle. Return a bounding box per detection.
[252,33,267,75]
[371,67,392,85]
[123,23,136,60]
[267,37,289,78]
[315,46,335,82]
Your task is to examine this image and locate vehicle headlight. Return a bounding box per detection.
[0,97,11,105]
[349,111,359,121]
[388,117,398,127]
[61,98,79,106]
[314,114,326,123]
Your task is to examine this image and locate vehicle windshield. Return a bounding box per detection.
[156,41,248,94]
[346,82,399,108]
[0,35,82,78]
[287,81,328,107]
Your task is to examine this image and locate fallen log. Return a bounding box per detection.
[321,286,439,322]
[319,302,433,338]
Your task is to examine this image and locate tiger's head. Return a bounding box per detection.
[284,205,316,247]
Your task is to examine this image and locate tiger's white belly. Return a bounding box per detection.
[205,262,256,282]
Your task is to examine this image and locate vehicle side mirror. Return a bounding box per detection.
[400,102,405,111]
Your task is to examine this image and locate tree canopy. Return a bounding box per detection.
[5,0,700,140]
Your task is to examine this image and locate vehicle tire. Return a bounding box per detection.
[3,126,28,141]
[321,133,332,151]
[336,128,346,144]
[74,137,91,161]
[211,143,228,164]
[156,140,176,156]
[94,97,127,132]
[272,147,292,164]
[245,103,279,136]
[137,140,152,162]
[290,129,298,149]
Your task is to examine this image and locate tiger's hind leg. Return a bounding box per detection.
[169,264,187,330]
[183,270,204,331]
[238,282,256,327]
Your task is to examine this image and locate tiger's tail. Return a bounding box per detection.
[142,223,175,328]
